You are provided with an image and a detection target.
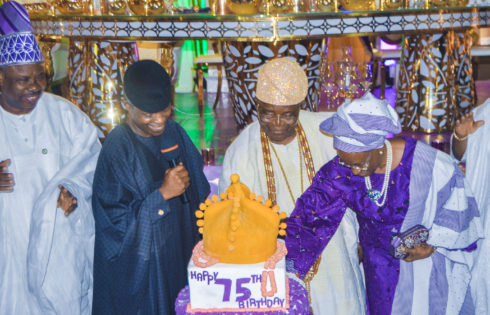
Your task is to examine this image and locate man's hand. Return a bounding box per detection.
[57,185,77,216]
[454,112,485,140]
[402,243,435,262]
[0,159,14,192]
[159,163,190,200]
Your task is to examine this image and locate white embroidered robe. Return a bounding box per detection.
[0,92,100,315]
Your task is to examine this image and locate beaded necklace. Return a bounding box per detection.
[269,140,303,206]
[260,122,315,205]
[260,122,320,307]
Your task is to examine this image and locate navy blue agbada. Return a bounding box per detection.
[92,120,209,315]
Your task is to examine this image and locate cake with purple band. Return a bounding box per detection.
[175,175,309,314]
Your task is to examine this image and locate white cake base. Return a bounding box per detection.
[188,258,288,312]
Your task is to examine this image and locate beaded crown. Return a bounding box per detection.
[196,174,287,264]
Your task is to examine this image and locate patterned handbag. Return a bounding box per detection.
[390,225,430,259]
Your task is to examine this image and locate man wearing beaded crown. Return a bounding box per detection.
[286,92,483,315]
[0,1,101,314]
[219,57,366,314]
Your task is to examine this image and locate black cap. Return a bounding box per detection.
[123,60,171,113]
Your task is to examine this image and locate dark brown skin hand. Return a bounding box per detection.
[159,162,190,200]
[357,243,364,264]
[0,159,14,192]
[57,185,77,216]
[402,243,435,262]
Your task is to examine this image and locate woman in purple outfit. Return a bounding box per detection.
[285,92,482,315]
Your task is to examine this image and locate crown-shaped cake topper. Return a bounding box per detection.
[195,174,287,264]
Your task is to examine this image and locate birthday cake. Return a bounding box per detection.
[187,174,290,313]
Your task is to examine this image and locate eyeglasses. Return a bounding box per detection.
[338,150,372,172]
[257,104,300,124]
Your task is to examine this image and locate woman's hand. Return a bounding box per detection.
[402,243,435,262]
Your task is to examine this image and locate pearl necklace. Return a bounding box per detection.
[364,140,392,207]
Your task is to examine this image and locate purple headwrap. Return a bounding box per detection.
[0,1,44,67]
[320,92,401,153]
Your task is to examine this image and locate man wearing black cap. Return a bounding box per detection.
[92,59,210,315]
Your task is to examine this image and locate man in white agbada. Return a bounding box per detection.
[219,57,366,314]
[0,2,100,314]
[451,100,489,315]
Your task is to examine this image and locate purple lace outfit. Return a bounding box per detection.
[286,138,479,315]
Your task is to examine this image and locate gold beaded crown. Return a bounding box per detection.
[196,174,287,264]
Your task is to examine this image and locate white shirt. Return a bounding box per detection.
[0,92,100,315]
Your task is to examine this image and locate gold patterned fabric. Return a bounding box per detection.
[395,31,475,132]
[67,40,138,136]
